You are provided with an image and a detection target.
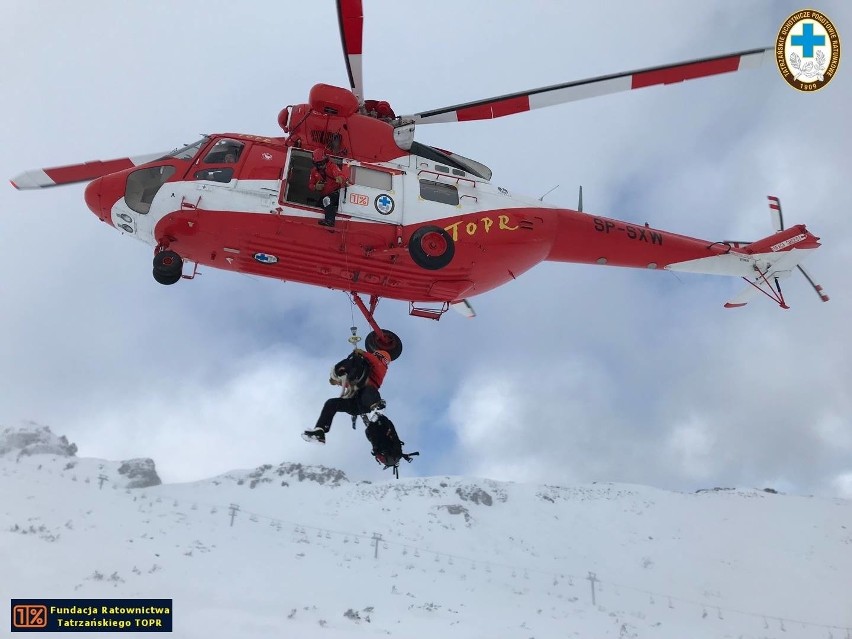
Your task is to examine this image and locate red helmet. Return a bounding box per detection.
[373,350,390,363]
[312,149,327,163]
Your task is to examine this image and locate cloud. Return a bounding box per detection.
[666,417,717,480]
[832,473,852,499]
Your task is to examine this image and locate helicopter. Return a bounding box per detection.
[10,1,828,362]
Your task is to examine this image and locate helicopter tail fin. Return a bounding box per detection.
[723,225,823,309]
[720,196,829,308]
[720,225,829,308]
[667,224,823,309]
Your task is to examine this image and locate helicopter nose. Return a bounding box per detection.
[84,177,111,224]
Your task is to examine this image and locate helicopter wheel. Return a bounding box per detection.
[152,268,181,285]
[153,250,183,285]
[365,329,403,361]
[409,225,454,270]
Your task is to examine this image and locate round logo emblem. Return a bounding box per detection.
[374,194,395,215]
[776,10,841,91]
[253,252,278,264]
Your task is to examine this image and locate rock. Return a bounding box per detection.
[0,423,78,458]
[117,458,162,488]
[456,485,493,506]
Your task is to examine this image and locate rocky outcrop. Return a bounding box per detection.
[0,423,78,458]
[221,462,350,489]
[437,504,472,524]
[117,458,162,488]
[273,462,349,486]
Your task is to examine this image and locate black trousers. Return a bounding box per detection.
[322,190,340,222]
[315,385,381,431]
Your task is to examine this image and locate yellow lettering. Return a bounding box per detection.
[499,215,519,231]
[481,217,493,233]
[466,222,477,236]
[444,221,461,242]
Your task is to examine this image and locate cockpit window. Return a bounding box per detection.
[202,139,245,164]
[125,165,176,214]
[166,137,209,161]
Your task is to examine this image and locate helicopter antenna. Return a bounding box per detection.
[539,184,560,201]
[578,185,583,212]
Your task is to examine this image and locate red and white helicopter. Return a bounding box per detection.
[11,1,827,360]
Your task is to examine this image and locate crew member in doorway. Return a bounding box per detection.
[309,149,351,227]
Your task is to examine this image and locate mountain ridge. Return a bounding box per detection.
[2,423,849,638]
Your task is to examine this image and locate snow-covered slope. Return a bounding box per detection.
[1,424,850,638]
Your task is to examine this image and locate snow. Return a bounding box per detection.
[2,425,850,638]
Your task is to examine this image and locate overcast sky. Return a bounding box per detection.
[1,1,849,496]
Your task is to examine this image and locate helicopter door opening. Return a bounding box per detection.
[281,151,402,225]
[338,163,402,225]
[281,148,319,207]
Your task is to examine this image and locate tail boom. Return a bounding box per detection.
[544,208,823,309]
[544,210,820,279]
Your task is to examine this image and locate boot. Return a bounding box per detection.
[302,428,327,443]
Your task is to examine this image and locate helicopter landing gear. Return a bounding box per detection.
[153,249,183,285]
[350,292,403,360]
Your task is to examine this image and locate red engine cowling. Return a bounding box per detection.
[308,83,359,117]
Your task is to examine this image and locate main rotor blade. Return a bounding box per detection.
[10,152,168,189]
[401,47,771,125]
[336,0,364,103]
